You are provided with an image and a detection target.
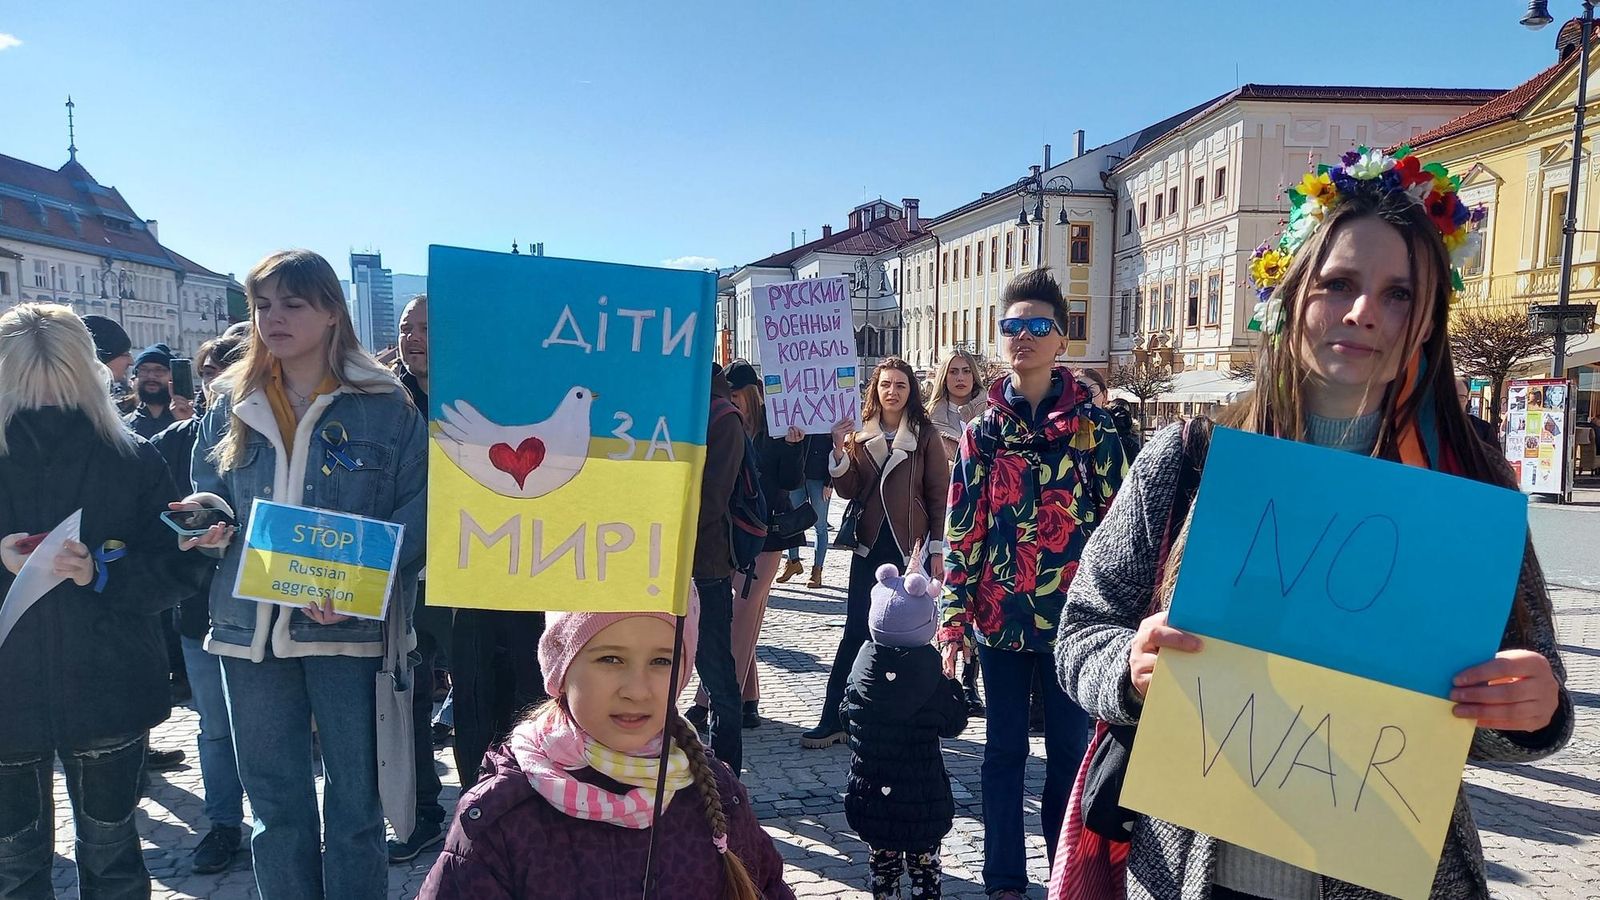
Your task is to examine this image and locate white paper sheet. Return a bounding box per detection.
[0,510,82,653]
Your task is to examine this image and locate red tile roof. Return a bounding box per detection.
[746,216,922,268]
[0,152,178,270]
[1411,59,1569,148]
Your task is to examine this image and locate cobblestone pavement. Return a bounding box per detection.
[46,513,1600,899]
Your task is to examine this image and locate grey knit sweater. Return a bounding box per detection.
[1056,423,1575,900]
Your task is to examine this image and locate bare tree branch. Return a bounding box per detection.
[1448,308,1552,431]
[1110,358,1176,431]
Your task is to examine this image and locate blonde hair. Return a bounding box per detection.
[212,250,396,471]
[931,349,985,407]
[0,303,136,457]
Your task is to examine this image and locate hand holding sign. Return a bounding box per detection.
[755,277,862,437]
[1128,609,1203,699]
[1450,649,1559,732]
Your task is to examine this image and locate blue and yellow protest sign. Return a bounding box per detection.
[1120,428,1526,900]
[425,246,717,615]
[233,500,404,621]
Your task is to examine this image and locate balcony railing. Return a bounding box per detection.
[1456,263,1600,314]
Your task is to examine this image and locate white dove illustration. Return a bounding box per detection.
[435,387,598,498]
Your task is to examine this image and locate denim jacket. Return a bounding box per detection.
[190,363,427,662]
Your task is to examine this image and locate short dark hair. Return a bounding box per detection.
[1001,267,1068,331]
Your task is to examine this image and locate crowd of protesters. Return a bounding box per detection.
[0,174,1574,900]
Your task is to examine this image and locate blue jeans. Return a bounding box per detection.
[785,479,830,570]
[975,643,1089,894]
[222,653,386,900]
[692,576,742,775]
[180,637,244,830]
[0,731,149,900]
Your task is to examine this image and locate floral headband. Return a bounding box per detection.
[1247,145,1487,335]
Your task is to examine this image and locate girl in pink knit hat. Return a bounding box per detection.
[422,586,794,900]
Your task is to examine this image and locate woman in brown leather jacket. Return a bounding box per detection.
[800,357,948,748]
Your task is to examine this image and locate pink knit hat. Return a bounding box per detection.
[537,584,701,699]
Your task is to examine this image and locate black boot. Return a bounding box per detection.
[963,659,985,718]
[742,700,762,729]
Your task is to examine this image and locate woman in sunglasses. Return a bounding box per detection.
[937,269,1128,898]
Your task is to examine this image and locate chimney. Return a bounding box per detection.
[1074,129,1086,158]
[904,198,921,233]
[1044,144,1052,170]
[145,219,159,241]
[1030,165,1042,179]
[822,224,834,239]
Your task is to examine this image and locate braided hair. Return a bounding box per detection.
[665,714,760,900]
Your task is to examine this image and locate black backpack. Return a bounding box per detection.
[710,399,769,580]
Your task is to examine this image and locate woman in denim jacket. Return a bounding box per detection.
[180,249,427,900]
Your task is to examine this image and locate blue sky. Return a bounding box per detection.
[0,1,1572,279]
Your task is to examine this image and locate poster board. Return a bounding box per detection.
[1503,377,1569,498]
[233,501,403,621]
[1120,428,1526,900]
[425,246,717,615]
[752,276,862,438]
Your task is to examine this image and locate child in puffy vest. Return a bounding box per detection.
[840,559,970,899]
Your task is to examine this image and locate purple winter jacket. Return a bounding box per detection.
[421,743,794,899]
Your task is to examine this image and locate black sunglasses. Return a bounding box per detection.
[998,316,1059,338]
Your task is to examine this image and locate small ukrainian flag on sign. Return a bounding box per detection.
[836,366,856,388]
[763,374,783,395]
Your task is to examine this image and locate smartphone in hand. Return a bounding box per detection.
[170,358,195,400]
[160,507,238,537]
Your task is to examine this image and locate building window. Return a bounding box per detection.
[1125,208,1135,234]
[1067,299,1088,341]
[1119,291,1132,336]
[1147,287,1159,331]
[1545,190,1568,267]
[1162,283,1175,329]
[977,242,984,276]
[1069,223,1092,264]
[1206,273,1222,325]
[915,266,922,291]
[990,236,998,271]
[1168,187,1179,217]
[942,252,949,284]
[1193,176,1205,207]
[1021,228,1031,267]
[927,262,934,287]
[0,272,9,295]
[1186,278,1200,327]
[1460,211,1490,276]
[1138,201,1147,227]
[1214,167,1227,199]
[963,245,971,278]
[1154,193,1164,220]
[962,310,970,342]
[1005,232,1014,267]
[33,259,47,288]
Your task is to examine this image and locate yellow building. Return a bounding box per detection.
[1414,19,1600,422]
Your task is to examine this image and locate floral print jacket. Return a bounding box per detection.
[938,369,1128,654]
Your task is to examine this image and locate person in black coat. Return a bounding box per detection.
[841,559,968,900]
[0,304,212,898]
[688,361,806,729]
[148,321,251,874]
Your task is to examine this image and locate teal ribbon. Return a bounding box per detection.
[92,540,126,594]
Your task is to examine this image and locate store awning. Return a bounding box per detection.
[1110,369,1252,405]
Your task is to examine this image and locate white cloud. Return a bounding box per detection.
[0,34,22,51]
[660,255,720,270]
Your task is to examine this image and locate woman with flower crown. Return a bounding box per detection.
[1053,147,1572,899]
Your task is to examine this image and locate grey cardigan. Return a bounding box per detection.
[1056,424,1574,900]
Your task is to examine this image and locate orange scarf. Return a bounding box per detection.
[265,361,339,458]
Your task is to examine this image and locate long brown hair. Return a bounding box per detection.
[1177,191,1552,645]
[212,249,395,471]
[730,384,765,440]
[862,356,930,435]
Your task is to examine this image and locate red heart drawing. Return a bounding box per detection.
[488,437,546,489]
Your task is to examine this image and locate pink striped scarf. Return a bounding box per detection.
[507,710,692,830]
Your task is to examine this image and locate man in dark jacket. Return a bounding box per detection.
[693,364,747,775]
[0,393,212,896]
[84,314,135,410]
[124,343,192,439]
[149,323,250,874]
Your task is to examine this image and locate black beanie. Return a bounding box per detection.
[83,315,132,363]
[724,361,760,391]
[133,343,175,371]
